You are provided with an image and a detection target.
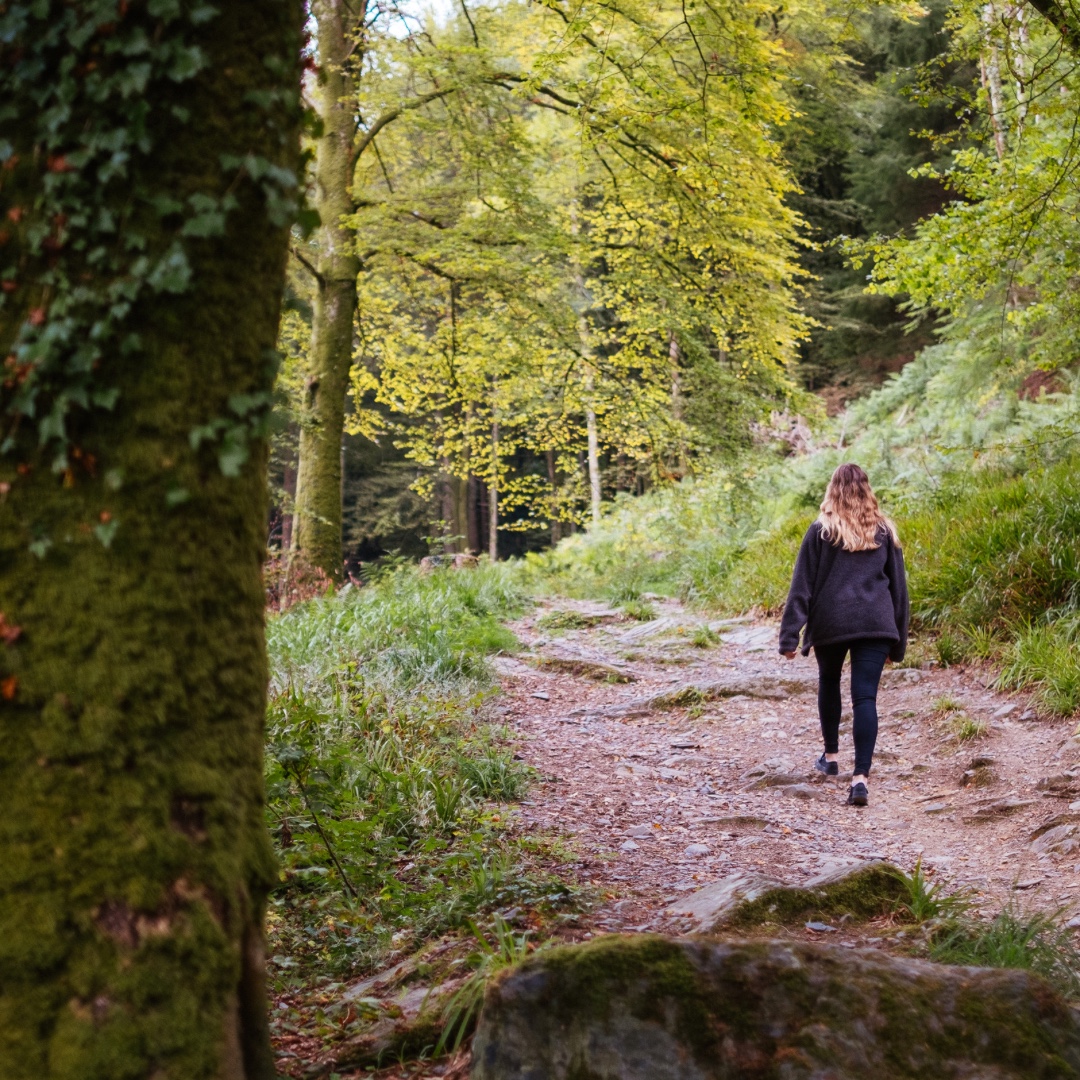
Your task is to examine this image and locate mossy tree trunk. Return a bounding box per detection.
[292,0,362,583]
[0,2,301,1077]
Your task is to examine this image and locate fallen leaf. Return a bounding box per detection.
[0,613,22,645]
[1,676,17,700]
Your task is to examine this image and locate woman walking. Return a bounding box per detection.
[779,464,909,807]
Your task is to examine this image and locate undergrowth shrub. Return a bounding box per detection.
[264,564,573,983]
[907,455,1080,631]
[524,380,1080,712]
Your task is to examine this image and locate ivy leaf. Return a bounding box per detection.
[94,519,119,548]
[190,3,219,24]
[167,45,206,82]
[218,436,250,477]
[228,391,270,417]
[147,243,191,294]
[296,205,321,238]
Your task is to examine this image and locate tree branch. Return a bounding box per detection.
[1024,0,1080,56]
[290,246,325,287]
[354,85,461,162]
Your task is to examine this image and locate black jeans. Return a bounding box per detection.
[814,639,891,778]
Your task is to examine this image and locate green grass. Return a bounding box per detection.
[621,598,658,621]
[891,859,971,924]
[534,609,593,632]
[948,714,987,742]
[691,625,721,648]
[891,865,1080,998]
[995,619,1080,715]
[932,695,964,714]
[264,563,574,984]
[434,915,538,1054]
[929,906,1080,997]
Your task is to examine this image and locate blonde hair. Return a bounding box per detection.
[817,463,900,552]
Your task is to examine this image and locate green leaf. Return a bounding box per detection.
[147,243,191,294]
[94,519,119,548]
[218,438,250,477]
[147,0,182,19]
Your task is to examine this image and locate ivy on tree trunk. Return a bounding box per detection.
[0,0,302,1076]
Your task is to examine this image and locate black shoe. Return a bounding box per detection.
[815,754,839,776]
[847,782,868,807]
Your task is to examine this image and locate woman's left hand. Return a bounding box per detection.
[783,651,796,660]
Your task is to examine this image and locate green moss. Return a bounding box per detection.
[0,1,302,1076]
[729,864,909,928]
[478,937,1080,1078]
[525,935,730,1060]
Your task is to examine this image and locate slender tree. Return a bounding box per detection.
[291,0,362,582]
[0,0,301,1076]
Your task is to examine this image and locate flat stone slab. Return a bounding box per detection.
[532,651,636,682]
[665,861,906,933]
[568,675,818,717]
[472,936,1080,1080]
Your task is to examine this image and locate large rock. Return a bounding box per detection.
[471,936,1080,1080]
[666,861,906,934]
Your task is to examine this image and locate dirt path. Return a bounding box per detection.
[499,596,1080,941]
[286,594,1080,1080]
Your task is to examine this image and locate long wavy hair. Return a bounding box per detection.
[817,463,899,551]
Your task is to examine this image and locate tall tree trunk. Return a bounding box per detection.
[570,202,602,525]
[489,421,499,560]
[546,450,562,544]
[281,460,296,552]
[0,2,301,1077]
[585,389,602,525]
[439,467,456,550]
[453,473,471,553]
[468,474,482,555]
[981,4,1008,161]
[292,0,361,583]
[669,331,688,478]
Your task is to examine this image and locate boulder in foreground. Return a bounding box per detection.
[472,935,1080,1079]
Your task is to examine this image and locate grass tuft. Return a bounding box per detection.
[691,625,722,648]
[891,859,971,924]
[949,714,987,741]
[434,916,538,1054]
[621,598,658,621]
[932,695,964,714]
[929,905,1080,997]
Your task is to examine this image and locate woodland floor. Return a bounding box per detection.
[282,594,1080,1080]
[501,597,1080,930]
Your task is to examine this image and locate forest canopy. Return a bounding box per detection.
[274,0,1080,578]
[280,0,884,570]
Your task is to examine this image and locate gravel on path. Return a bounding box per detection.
[498,597,1080,938]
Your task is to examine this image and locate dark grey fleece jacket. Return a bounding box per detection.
[778,521,909,661]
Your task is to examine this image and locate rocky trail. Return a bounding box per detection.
[499,596,1080,939]
[289,594,1080,1079]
